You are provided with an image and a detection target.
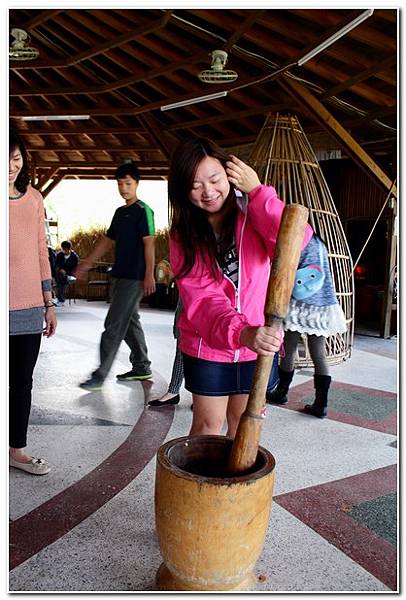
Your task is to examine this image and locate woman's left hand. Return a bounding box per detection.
[226,155,261,194]
[44,307,57,337]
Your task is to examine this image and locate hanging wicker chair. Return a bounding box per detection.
[249,113,354,366]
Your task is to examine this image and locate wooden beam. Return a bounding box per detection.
[33,161,168,168]
[61,172,166,180]
[137,114,177,159]
[10,51,209,97]
[10,74,256,118]
[17,128,148,135]
[27,145,158,152]
[221,134,257,147]
[18,9,64,29]
[40,174,64,197]
[294,56,394,107]
[37,166,60,190]
[345,105,396,127]
[380,198,397,338]
[223,10,268,52]
[321,55,396,100]
[167,104,295,132]
[278,75,397,196]
[10,11,172,70]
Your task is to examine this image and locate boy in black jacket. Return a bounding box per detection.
[55,240,79,305]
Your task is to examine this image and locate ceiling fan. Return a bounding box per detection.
[198,50,238,84]
[9,28,39,61]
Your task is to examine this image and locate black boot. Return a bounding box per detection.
[304,374,331,418]
[266,368,294,405]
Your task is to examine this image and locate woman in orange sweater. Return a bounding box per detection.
[9,127,57,475]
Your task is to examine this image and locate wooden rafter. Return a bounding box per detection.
[11,11,172,70]
[137,114,177,159]
[321,55,397,100]
[27,145,157,152]
[33,161,168,168]
[223,9,268,52]
[10,72,267,118]
[40,174,64,197]
[36,166,60,190]
[21,9,63,29]
[9,7,396,182]
[167,104,296,132]
[10,48,211,97]
[278,75,397,196]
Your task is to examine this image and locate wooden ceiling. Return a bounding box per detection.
[9,8,397,195]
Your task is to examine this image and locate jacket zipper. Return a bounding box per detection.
[232,210,247,362]
[198,208,248,362]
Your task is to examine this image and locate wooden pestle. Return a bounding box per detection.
[228,204,309,475]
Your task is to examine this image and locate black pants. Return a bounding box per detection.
[56,272,68,302]
[9,333,42,448]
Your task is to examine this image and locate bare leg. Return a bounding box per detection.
[189,394,229,436]
[226,394,249,438]
[9,447,33,463]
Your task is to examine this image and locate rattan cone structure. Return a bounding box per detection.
[249,113,354,366]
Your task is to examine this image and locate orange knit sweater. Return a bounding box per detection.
[9,185,51,311]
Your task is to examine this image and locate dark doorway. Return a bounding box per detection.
[345,218,390,331]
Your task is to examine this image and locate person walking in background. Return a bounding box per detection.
[148,298,184,407]
[48,246,57,280]
[168,137,313,438]
[76,161,156,391]
[266,235,347,418]
[9,127,57,475]
[55,240,79,306]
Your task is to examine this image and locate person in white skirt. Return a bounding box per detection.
[266,234,347,418]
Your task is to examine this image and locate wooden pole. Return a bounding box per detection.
[380,197,397,338]
[228,203,309,475]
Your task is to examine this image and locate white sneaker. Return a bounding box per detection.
[56,301,65,307]
[67,275,76,283]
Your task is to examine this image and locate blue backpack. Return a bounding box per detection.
[292,243,325,301]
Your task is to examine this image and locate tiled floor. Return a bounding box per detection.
[9,300,398,592]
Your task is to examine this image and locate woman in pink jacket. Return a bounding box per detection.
[169,137,312,437]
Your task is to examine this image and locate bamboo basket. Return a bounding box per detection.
[249,113,354,366]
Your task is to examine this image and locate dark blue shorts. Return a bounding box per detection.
[182,352,279,397]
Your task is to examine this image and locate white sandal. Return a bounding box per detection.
[9,456,51,476]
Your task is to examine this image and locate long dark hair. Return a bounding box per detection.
[168,136,237,279]
[9,127,30,194]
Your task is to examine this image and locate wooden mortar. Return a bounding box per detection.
[155,435,275,591]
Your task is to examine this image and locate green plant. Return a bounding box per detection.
[67,225,170,299]
[155,227,170,263]
[69,226,114,262]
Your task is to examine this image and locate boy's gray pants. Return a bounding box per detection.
[92,277,151,380]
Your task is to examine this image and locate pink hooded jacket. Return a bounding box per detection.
[169,184,313,363]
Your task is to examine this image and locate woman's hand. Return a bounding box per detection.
[44,306,57,337]
[240,324,283,356]
[226,155,261,194]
